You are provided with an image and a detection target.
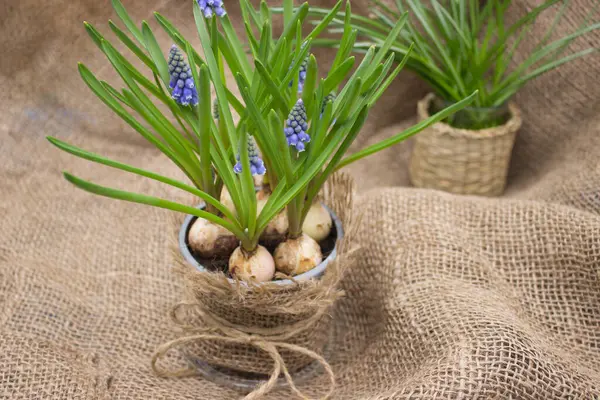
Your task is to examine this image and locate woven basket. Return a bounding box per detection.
[409,94,522,196]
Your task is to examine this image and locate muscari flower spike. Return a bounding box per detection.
[321,92,337,118]
[284,99,310,152]
[167,45,198,106]
[197,0,226,18]
[213,98,219,120]
[234,135,266,176]
[297,53,309,92]
[288,52,310,93]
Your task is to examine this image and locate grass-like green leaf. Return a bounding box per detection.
[323,56,355,94]
[254,60,291,115]
[302,55,319,113]
[313,0,599,118]
[193,5,239,154]
[108,21,155,70]
[141,21,171,87]
[63,172,245,238]
[47,136,238,224]
[111,0,145,45]
[338,90,479,168]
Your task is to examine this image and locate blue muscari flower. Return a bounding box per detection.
[320,92,336,118]
[213,98,219,120]
[297,53,309,92]
[284,99,310,152]
[197,0,226,18]
[234,135,266,176]
[168,45,198,106]
[288,53,310,93]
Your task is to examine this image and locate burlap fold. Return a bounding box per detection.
[152,173,359,399]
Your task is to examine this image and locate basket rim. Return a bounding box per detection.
[418,93,523,140]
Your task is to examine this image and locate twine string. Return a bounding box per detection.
[151,302,335,400]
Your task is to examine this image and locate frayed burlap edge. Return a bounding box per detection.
[152,172,360,400]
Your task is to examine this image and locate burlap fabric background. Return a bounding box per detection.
[1,0,599,399]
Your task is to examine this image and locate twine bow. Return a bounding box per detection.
[151,303,335,400]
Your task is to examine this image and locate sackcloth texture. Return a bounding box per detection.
[1,0,599,399]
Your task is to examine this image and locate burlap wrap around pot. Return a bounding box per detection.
[409,93,522,196]
[152,174,359,398]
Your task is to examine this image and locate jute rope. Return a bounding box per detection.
[151,302,336,400]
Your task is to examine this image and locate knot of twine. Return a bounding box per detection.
[151,302,335,400]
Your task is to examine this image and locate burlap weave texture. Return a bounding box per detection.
[1,0,599,399]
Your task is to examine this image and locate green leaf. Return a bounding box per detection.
[47,136,238,224]
[283,0,293,26]
[78,63,190,179]
[335,46,373,106]
[244,21,261,59]
[63,172,245,238]
[305,88,333,167]
[304,105,368,213]
[360,63,384,95]
[304,0,344,43]
[365,11,408,76]
[141,21,171,87]
[330,1,354,71]
[220,15,253,80]
[367,43,414,106]
[84,21,175,106]
[323,56,355,94]
[269,110,294,191]
[193,5,239,155]
[254,60,291,115]
[84,21,103,48]
[196,62,214,198]
[302,55,319,113]
[338,91,479,168]
[238,131,257,238]
[258,21,272,63]
[336,77,362,123]
[111,0,145,45]
[495,47,598,105]
[270,2,309,64]
[233,73,284,178]
[240,0,263,33]
[100,40,204,186]
[108,20,154,70]
[100,80,130,105]
[154,12,205,66]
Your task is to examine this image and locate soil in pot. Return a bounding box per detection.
[183,216,338,279]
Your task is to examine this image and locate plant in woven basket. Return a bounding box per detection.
[47,0,476,282]
[309,0,600,129]
[307,0,599,196]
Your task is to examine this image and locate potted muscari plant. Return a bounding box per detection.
[310,0,600,196]
[47,0,476,397]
